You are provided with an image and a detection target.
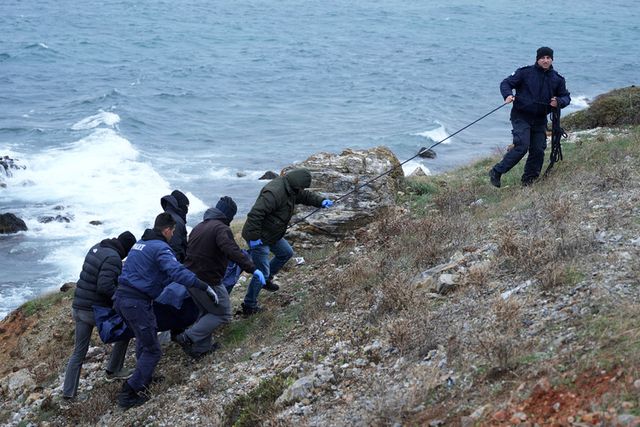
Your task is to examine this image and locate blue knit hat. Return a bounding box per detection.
[216,196,237,222]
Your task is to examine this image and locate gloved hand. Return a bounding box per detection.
[253,269,266,286]
[321,199,334,208]
[205,286,219,305]
[249,239,263,248]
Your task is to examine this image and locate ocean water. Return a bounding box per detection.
[1,0,638,318]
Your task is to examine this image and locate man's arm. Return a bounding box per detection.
[157,247,206,290]
[555,76,571,109]
[500,68,523,100]
[217,228,256,274]
[295,190,324,208]
[96,256,121,298]
[243,191,278,241]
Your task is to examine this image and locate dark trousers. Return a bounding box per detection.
[494,118,547,183]
[62,308,129,398]
[114,296,161,392]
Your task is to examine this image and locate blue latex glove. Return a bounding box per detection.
[253,269,266,286]
[249,239,263,248]
[321,199,334,208]
[205,286,219,305]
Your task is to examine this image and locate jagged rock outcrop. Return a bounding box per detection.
[283,146,403,246]
[0,213,27,234]
[1,156,26,188]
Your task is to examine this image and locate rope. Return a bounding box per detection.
[543,106,567,177]
[289,102,509,227]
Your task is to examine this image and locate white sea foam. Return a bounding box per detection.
[413,122,451,144]
[71,111,121,130]
[564,94,589,114]
[3,128,205,282]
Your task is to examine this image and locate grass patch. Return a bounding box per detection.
[20,291,69,317]
[223,374,294,427]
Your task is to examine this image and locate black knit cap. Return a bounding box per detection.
[216,196,237,222]
[171,190,190,213]
[117,231,137,255]
[154,212,176,230]
[536,46,554,61]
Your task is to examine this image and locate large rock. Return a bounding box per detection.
[283,146,403,245]
[0,213,28,234]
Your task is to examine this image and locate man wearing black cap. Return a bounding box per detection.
[160,189,190,262]
[173,196,265,359]
[62,230,137,400]
[490,46,571,187]
[113,213,215,409]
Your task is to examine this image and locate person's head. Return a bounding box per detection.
[215,196,237,223]
[171,190,190,214]
[116,231,137,257]
[536,46,554,70]
[285,168,312,191]
[154,212,176,242]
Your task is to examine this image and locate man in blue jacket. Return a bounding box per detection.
[113,212,215,409]
[490,46,571,187]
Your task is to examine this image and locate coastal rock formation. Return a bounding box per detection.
[0,156,26,188]
[283,146,403,245]
[0,213,28,234]
[563,85,640,130]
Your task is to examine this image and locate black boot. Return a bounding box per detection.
[489,168,502,188]
[117,381,148,409]
[241,302,263,316]
[263,279,280,292]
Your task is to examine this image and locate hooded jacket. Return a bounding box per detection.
[500,63,571,124]
[116,228,205,300]
[73,238,126,310]
[242,169,324,245]
[160,194,188,262]
[184,208,255,286]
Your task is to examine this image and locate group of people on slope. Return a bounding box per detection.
[62,168,333,409]
[61,46,570,410]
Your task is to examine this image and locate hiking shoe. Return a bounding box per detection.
[241,303,263,316]
[174,332,195,356]
[117,382,149,410]
[489,168,502,188]
[263,279,280,292]
[105,368,134,382]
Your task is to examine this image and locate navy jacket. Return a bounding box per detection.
[160,195,188,262]
[116,229,204,300]
[184,208,255,286]
[500,63,571,124]
[73,238,125,311]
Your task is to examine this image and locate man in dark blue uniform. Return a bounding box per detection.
[490,46,571,187]
[113,212,215,409]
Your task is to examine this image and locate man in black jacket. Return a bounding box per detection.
[160,189,190,262]
[62,231,137,399]
[490,46,571,187]
[174,197,265,358]
[241,169,333,315]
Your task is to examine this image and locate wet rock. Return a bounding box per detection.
[38,215,71,224]
[259,171,278,180]
[236,171,247,178]
[409,167,427,177]
[0,213,28,234]
[417,147,437,159]
[0,156,26,178]
[89,220,103,226]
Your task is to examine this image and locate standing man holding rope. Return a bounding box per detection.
[489,46,571,187]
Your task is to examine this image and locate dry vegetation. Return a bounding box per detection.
[2,123,640,426]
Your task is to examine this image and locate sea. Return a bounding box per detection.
[1,0,638,319]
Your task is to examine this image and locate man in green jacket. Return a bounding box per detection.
[241,168,333,315]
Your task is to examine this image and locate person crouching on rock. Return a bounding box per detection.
[62,231,137,400]
[240,168,333,316]
[173,196,265,359]
[113,213,216,409]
